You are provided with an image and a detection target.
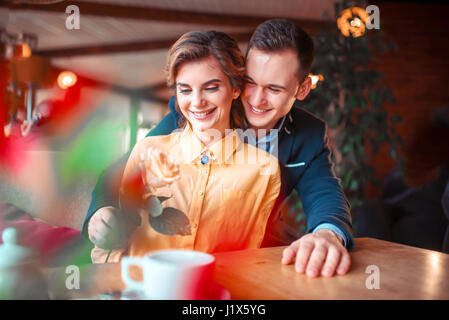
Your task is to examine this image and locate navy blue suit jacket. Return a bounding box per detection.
[82,97,354,250]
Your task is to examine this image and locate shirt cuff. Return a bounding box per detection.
[312,223,347,247]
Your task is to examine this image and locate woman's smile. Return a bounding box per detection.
[189,107,217,120]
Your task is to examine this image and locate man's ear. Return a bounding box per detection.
[232,88,241,100]
[295,76,312,101]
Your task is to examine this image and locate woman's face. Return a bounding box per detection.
[175,56,240,138]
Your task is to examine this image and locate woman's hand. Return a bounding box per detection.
[88,206,140,250]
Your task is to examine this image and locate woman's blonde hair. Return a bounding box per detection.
[165,31,246,129]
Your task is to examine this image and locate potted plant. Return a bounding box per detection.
[285,0,403,234]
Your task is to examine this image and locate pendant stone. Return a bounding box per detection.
[201,154,209,165]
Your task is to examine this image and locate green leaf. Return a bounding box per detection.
[149,207,191,236]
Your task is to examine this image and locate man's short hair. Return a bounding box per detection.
[246,18,315,81]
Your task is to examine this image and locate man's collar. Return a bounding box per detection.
[274,115,287,131]
[281,109,295,135]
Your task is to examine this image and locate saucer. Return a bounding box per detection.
[120,282,231,300]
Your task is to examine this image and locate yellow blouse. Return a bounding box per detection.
[91,125,280,263]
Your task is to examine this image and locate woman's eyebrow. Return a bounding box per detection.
[177,79,222,87]
[203,79,222,86]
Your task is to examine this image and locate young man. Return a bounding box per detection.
[85,19,353,277]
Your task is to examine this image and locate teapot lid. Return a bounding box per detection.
[0,228,38,267]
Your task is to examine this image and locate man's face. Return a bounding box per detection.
[241,48,301,131]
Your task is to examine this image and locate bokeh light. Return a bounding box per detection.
[309,73,324,89]
[57,71,78,89]
[337,7,370,38]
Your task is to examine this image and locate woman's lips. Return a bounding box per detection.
[249,104,272,115]
[190,107,217,120]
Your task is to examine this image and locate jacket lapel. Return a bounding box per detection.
[278,110,295,166]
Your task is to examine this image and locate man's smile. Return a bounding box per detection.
[248,103,273,115]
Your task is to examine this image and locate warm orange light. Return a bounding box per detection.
[337,7,370,38]
[14,42,32,58]
[309,73,324,89]
[21,43,32,58]
[57,71,77,89]
[350,18,361,28]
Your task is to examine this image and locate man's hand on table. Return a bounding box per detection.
[281,229,351,277]
[88,206,139,250]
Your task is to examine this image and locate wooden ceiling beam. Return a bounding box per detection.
[34,32,253,57]
[1,1,328,31]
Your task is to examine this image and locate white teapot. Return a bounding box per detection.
[0,228,48,299]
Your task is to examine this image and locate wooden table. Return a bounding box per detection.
[45,238,449,299]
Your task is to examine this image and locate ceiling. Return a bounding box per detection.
[0,0,335,97]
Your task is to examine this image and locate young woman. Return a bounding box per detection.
[91,31,280,263]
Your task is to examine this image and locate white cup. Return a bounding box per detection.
[121,249,215,300]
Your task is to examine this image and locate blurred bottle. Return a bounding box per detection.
[0,228,48,299]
